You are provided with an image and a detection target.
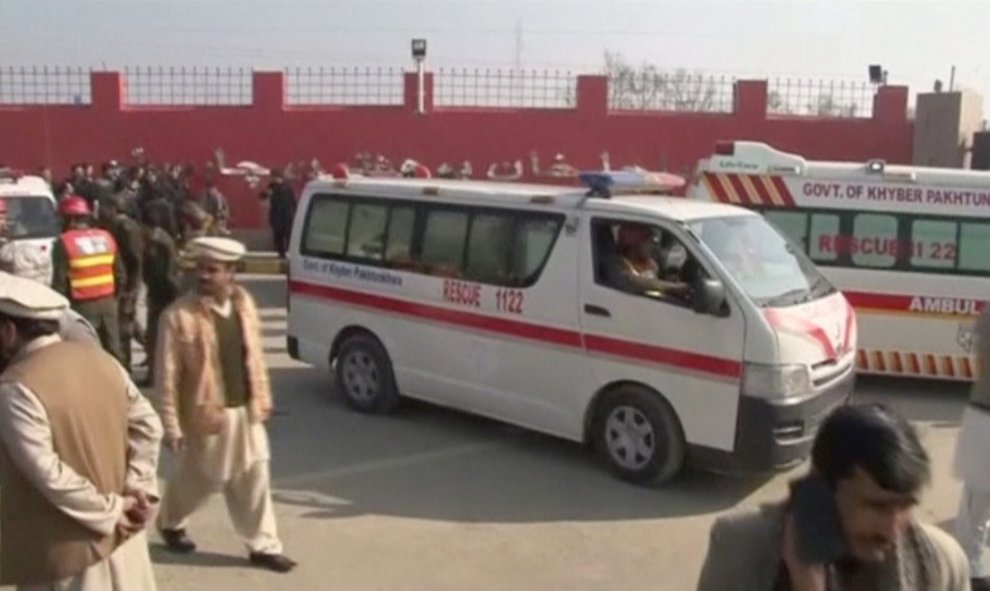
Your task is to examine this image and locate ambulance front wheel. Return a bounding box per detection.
[594,386,686,486]
[335,334,400,414]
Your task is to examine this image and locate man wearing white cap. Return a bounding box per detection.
[0,271,100,346]
[155,236,296,573]
[0,272,163,590]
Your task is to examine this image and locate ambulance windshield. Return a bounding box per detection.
[3,196,59,240]
[690,214,834,307]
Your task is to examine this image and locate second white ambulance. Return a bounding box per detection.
[690,141,990,382]
[287,167,856,484]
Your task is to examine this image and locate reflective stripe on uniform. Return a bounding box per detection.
[61,228,117,301]
[68,254,115,269]
[69,274,115,289]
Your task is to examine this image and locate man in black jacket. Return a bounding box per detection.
[261,168,296,258]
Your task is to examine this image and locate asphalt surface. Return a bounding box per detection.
[91,277,986,590]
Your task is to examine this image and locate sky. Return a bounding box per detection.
[0,0,988,103]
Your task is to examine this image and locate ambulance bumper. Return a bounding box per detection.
[691,365,855,475]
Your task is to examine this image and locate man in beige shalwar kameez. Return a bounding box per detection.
[0,272,163,591]
[155,236,296,573]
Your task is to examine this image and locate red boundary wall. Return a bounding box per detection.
[0,71,912,229]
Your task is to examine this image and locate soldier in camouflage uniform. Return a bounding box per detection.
[98,193,145,373]
[141,205,182,386]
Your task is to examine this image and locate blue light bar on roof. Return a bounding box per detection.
[578,168,686,196]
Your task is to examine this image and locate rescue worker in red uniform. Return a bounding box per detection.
[50,195,126,362]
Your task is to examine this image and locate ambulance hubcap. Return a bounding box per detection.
[604,406,655,470]
[342,350,381,402]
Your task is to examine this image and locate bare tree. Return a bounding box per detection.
[809,93,858,117]
[556,85,577,108]
[767,91,793,115]
[604,51,724,112]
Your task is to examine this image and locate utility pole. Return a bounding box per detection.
[514,18,524,73]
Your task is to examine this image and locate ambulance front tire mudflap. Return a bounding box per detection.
[334,333,400,414]
[593,385,686,486]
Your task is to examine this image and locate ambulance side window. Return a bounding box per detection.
[345,203,388,261]
[910,219,957,270]
[465,212,515,284]
[851,213,898,268]
[511,215,562,285]
[302,197,349,257]
[421,209,469,277]
[959,222,990,273]
[592,218,700,307]
[384,206,416,266]
[808,214,841,262]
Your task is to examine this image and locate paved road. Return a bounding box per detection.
[138,276,974,590]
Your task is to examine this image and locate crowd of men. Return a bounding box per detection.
[41,160,227,384]
[0,158,299,590]
[42,161,230,241]
[0,236,296,591]
[0,159,300,382]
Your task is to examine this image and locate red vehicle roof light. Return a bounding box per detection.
[714,141,735,156]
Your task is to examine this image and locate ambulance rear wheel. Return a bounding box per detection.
[594,386,685,486]
[336,334,399,414]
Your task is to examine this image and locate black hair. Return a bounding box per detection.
[812,403,930,494]
[0,312,60,341]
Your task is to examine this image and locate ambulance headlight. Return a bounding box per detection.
[741,363,812,400]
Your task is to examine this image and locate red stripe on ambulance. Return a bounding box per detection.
[770,176,796,206]
[753,175,775,204]
[844,291,986,317]
[727,174,751,205]
[704,173,730,203]
[289,280,742,379]
[763,309,838,359]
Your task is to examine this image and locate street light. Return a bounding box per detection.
[411,39,427,61]
[412,39,427,114]
[868,64,887,86]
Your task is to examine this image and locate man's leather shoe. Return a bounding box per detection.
[249,552,297,573]
[159,528,197,554]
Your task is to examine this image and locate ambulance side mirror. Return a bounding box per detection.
[694,278,727,316]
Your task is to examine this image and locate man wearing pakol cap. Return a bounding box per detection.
[155,236,296,573]
[0,270,101,347]
[0,272,163,590]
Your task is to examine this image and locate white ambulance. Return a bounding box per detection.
[689,141,990,381]
[0,172,58,285]
[287,167,856,484]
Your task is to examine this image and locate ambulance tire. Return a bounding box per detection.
[335,334,400,414]
[594,386,686,486]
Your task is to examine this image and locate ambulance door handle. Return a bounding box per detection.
[584,304,611,318]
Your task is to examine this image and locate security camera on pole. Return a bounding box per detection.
[411,38,427,115]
